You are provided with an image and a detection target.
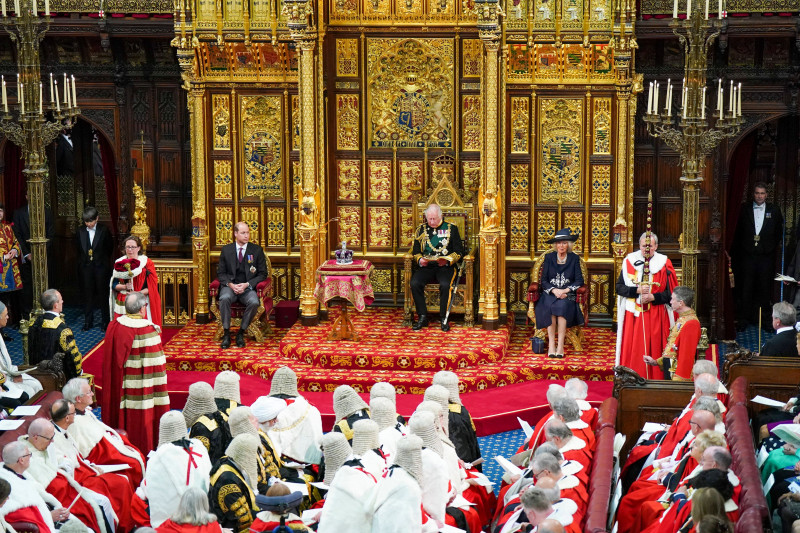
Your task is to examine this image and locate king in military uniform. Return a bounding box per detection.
[410,203,465,331]
[28,289,83,379]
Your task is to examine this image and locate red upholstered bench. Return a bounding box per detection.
[209,278,274,342]
[585,397,618,533]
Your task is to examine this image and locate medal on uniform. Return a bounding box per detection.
[88,249,93,261]
[754,235,760,247]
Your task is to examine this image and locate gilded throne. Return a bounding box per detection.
[403,157,479,328]
[527,249,589,351]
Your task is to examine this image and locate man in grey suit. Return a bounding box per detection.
[217,222,267,349]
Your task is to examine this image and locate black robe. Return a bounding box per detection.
[191,411,232,465]
[209,457,259,532]
[28,312,82,379]
[447,403,482,471]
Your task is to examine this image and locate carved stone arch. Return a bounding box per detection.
[725,112,789,166]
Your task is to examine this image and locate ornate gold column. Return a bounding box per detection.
[173,21,210,322]
[610,0,639,312]
[477,0,503,330]
[285,0,321,326]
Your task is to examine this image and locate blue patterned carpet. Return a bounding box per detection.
[478,429,527,494]
[4,306,106,366]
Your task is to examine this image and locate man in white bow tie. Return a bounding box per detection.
[731,181,784,332]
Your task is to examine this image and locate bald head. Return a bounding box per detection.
[538,519,565,533]
[691,410,717,435]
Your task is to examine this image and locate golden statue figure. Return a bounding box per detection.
[296,184,321,228]
[478,186,501,231]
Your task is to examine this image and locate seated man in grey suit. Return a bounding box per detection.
[761,301,799,357]
[217,222,268,349]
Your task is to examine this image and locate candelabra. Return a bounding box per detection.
[1,0,81,323]
[643,1,742,295]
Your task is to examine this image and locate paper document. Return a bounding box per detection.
[775,274,798,283]
[517,417,534,440]
[10,405,41,417]
[757,446,770,468]
[439,525,466,533]
[764,473,775,496]
[641,422,668,433]
[495,455,522,477]
[0,419,24,430]
[752,395,787,408]
[95,464,130,473]
[281,481,309,496]
[773,424,800,448]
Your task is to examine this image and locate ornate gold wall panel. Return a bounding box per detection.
[505,0,529,30]
[400,207,414,248]
[337,160,362,200]
[328,0,477,24]
[591,212,610,253]
[511,97,529,154]
[462,40,482,78]
[539,98,583,203]
[241,95,284,199]
[589,273,610,314]
[399,160,423,201]
[291,96,300,151]
[508,272,530,313]
[336,39,360,77]
[336,94,361,150]
[462,95,482,152]
[214,160,233,200]
[591,164,611,206]
[371,269,393,293]
[506,43,615,84]
[198,43,297,82]
[536,211,556,252]
[368,207,393,248]
[213,95,231,150]
[510,164,529,204]
[367,160,392,201]
[367,38,454,149]
[593,98,611,155]
[462,161,481,192]
[509,211,529,252]
[563,212,583,252]
[215,206,233,246]
[338,206,361,247]
[267,207,286,247]
[241,208,260,243]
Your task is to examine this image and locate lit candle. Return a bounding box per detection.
[13,0,18,15]
[32,0,36,14]
[729,80,733,113]
[44,0,48,15]
[717,0,721,15]
[71,75,76,108]
[1,76,6,114]
[705,0,708,18]
[39,82,42,115]
[717,78,722,113]
[647,82,653,114]
[665,79,671,113]
[63,73,67,106]
[54,80,60,111]
[687,0,691,18]
[701,86,706,119]
[673,0,678,18]
[19,83,23,115]
[737,82,742,116]
[49,72,53,102]
[1,0,6,18]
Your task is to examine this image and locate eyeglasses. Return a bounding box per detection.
[125,245,139,250]
[37,434,54,441]
[67,411,76,416]
[20,453,31,459]
[689,420,700,427]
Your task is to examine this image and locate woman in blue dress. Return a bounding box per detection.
[535,228,584,358]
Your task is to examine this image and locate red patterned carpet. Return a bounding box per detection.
[163,307,616,394]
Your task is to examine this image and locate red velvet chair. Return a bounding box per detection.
[209,271,274,343]
[526,249,589,351]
